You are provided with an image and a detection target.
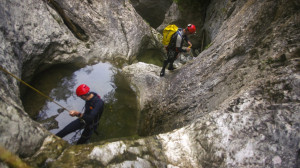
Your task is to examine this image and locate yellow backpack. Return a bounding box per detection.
[162,24,178,46]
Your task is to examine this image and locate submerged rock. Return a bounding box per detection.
[37,114,59,130]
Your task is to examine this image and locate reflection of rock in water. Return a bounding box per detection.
[38,114,59,130]
[57,108,65,113]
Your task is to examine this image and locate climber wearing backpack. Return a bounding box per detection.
[160,24,196,77]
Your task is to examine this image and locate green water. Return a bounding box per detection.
[22,62,138,143]
[137,49,164,67]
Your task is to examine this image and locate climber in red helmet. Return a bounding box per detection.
[160,24,196,76]
[56,84,104,144]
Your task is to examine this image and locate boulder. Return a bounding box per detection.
[0,0,160,159]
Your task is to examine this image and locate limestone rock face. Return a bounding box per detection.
[0,0,160,158]
[122,0,300,167]
[156,2,182,33]
[130,0,173,28]
[156,0,210,49]
[122,62,161,110]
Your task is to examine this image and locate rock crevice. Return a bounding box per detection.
[46,0,89,42]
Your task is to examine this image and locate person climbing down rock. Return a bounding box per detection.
[56,84,104,144]
[160,24,196,77]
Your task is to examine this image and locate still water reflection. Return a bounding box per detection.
[22,62,138,143]
[137,49,164,67]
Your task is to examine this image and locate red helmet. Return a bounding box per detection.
[187,24,196,34]
[76,84,90,96]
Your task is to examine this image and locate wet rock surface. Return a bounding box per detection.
[0,0,160,160]
[123,0,300,167]
[0,0,299,167]
[130,0,173,28]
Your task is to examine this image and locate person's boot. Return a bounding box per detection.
[160,68,165,76]
[168,65,175,70]
[168,62,176,70]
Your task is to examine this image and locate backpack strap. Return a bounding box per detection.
[177,29,183,38]
[168,29,183,49]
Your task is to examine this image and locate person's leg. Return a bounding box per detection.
[76,127,93,144]
[161,49,176,76]
[56,119,85,138]
[168,52,178,70]
[168,60,175,70]
[160,60,169,76]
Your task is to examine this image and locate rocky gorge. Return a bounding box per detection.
[0,0,299,167]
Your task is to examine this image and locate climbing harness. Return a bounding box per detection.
[70,106,86,144]
[70,128,83,144]
[0,65,72,113]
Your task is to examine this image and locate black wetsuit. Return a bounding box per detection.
[56,92,104,144]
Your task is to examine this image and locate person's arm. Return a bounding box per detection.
[186,41,192,52]
[185,35,192,50]
[187,41,192,48]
